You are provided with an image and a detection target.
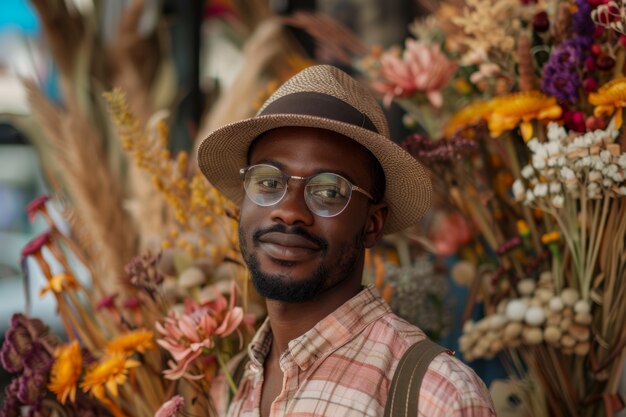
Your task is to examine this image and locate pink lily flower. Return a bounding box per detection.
[156,281,252,380]
[373,39,457,108]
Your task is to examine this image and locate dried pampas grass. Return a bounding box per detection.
[193,18,287,155]
[24,79,138,294]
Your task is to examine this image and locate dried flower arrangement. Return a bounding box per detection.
[349,0,626,416]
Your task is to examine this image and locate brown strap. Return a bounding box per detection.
[384,339,450,417]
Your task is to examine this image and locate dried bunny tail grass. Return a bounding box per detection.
[281,12,368,65]
[25,80,138,293]
[517,33,537,92]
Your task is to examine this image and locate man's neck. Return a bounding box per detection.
[265,281,364,356]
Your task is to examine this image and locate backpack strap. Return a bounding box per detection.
[384,339,451,417]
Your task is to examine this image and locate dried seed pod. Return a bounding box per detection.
[504,322,523,341]
[569,324,590,342]
[561,288,580,306]
[506,299,528,321]
[560,317,573,332]
[525,306,546,326]
[549,296,564,311]
[522,327,543,345]
[574,300,591,314]
[544,326,562,344]
[574,312,593,325]
[574,342,590,356]
[561,334,577,348]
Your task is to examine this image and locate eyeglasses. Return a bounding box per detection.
[240,164,374,217]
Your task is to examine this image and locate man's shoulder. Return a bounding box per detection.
[364,312,495,414]
[420,352,496,414]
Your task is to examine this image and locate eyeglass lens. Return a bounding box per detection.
[242,164,354,217]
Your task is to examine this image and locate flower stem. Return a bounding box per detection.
[217,353,238,395]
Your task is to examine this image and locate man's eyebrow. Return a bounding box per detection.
[251,158,360,184]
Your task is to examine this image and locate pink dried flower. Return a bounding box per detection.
[430,212,473,256]
[20,232,51,261]
[373,39,457,107]
[25,196,49,223]
[123,296,141,309]
[156,281,250,380]
[96,294,118,310]
[155,395,185,417]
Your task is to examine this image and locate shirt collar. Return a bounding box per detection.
[247,285,391,371]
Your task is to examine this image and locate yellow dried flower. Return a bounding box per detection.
[487,92,562,141]
[40,273,79,297]
[541,231,561,245]
[49,341,83,404]
[106,329,155,355]
[589,77,626,129]
[81,353,140,399]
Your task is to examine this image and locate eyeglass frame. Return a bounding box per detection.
[239,163,375,217]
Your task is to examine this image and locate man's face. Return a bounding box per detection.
[238,126,386,303]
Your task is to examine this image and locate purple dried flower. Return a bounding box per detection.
[125,251,164,296]
[22,341,53,374]
[573,0,594,37]
[0,380,21,417]
[541,41,583,104]
[1,315,54,373]
[15,371,47,405]
[496,236,522,256]
[541,0,594,105]
[401,133,478,165]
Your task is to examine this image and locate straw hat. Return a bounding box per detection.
[197,64,431,235]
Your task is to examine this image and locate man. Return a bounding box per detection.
[199,65,495,416]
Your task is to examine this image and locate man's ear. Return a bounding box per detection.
[363,203,388,248]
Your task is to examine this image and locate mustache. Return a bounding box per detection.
[252,224,328,251]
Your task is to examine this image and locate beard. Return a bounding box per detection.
[239,223,364,303]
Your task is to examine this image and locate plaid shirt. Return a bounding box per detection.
[212,286,495,417]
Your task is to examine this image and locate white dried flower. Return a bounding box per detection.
[527,138,540,152]
[603,178,613,188]
[549,182,562,194]
[604,164,618,175]
[618,154,626,168]
[589,170,602,182]
[592,157,605,171]
[512,179,525,201]
[579,156,592,167]
[618,186,626,195]
[521,165,535,179]
[525,189,535,203]
[552,195,564,208]
[600,150,612,163]
[560,167,575,180]
[532,155,547,170]
[546,141,561,157]
[547,122,566,141]
[534,183,548,197]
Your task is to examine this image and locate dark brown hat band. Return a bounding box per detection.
[259,91,379,133]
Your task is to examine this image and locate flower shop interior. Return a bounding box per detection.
[2,0,626,416]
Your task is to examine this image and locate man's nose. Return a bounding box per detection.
[269,181,314,226]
